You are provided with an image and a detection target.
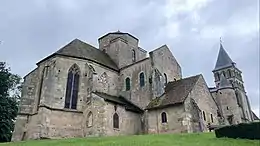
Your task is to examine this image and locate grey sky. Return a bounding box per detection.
[0,0,259,116]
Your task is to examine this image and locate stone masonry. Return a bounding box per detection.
[12,31,255,141]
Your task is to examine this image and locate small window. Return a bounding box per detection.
[215,72,220,81]
[227,69,232,78]
[132,49,136,62]
[161,112,167,123]
[113,113,119,129]
[227,106,229,110]
[87,112,93,127]
[125,77,131,91]
[203,111,206,121]
[164,73,167,85]
[222,71,226,77]
[139,72,145,87]
[149,77,152,84]
[210,114,214,123]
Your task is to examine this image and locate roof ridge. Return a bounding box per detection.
[167,74,201,84]
[213,43,235,71]
[93,91,143,112]
[185,74,201,98]
[37,38,119,71]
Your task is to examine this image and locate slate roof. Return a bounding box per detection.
[251,111,259,120]
[146,75,201,110]
[218,73,233,89]
[98,30,139,41]
[93,91,143,113]
[213,44,235,71]
[37,39,119,71]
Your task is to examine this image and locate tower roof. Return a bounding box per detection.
[98,30,139,41]
[218,73,232,89]
[213,43,235,71]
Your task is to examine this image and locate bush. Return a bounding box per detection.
[215,122,260,140]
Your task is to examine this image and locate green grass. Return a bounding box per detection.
[1,132,259,146]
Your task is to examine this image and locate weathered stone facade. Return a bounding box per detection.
[209,44,254,125]
[12,31,254,141]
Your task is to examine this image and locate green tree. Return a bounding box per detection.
[0,62,22,142]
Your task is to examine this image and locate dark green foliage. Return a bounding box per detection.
[215,122,260,140]
[0,62,21,142]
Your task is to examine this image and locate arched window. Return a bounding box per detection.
[89,65,96,74]
[210,114,214,123]
[87,111,93,127]
[65,64,80,109]
[125,77,131,91]
[214,72,220,81]
[132,49,136,62]
[235,72,238,77]
[222,71,226,77]
[139,72,145,87]
[164,73,167,85]
[227,69,232,78]
[203,111,206,121]
[161,112,167,123]
[113,113,119,129]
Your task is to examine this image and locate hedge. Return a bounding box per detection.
[215,122,260,140]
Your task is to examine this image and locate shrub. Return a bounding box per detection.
[215,122,260,140]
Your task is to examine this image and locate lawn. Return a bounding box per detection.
[1,132,259,146]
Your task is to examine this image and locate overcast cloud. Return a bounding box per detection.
[0,0,259,116]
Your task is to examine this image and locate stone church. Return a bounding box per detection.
[12,31,255,141]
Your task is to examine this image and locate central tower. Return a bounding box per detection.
[98,31,147,69]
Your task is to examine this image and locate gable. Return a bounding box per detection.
[149,45,182,82]
[146,75,200,110]
[93,91,143,113]
[37,39,119,71]
[187,75,219,112]
[149,45,181,69]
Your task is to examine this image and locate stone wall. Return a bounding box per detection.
[187,75,219,131]
[147,105,187,134]
[11,115,29,141]
[83,93,142,137]
[39,56,118,111]
[238,90,252,121]
[149,45,182,82]
[216,88,242,124]
[83,93,107,137]
[24,106,83,140]
[45,108,83,138]
[104,101,142,136]
[119,59,152,108]
[19,68,40,114]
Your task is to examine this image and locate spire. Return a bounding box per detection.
[218,73,232,89]
[213,40,235,71]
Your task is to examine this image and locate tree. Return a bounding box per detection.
[0,62,22,142]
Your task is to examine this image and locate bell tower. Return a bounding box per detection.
[212,39,253,123]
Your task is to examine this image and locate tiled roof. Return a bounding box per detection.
[213,44,235,71]
[146,75,201,110]
[251,111,259,120]
[93,92,143,113]
[37,39,119,71]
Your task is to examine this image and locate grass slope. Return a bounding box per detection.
[1,132,259,146]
